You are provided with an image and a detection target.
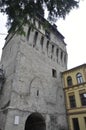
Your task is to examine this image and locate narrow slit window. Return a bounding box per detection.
[37,90,39,96]
[61,51,63,60]
[52,45,54,54]
[56,48,59,62]
[27,27,31,41]
[33,31,38,47]
[64,54,67,64]
[40,36,44,49]
[46,40,49,52]
[38,21,41,29]
[52,69,57,78]
[45,30,50,39]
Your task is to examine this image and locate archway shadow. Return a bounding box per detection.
[25,112,46,130]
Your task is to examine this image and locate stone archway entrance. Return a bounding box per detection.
[25,112,46,130]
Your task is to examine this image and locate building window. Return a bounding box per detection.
[67,76,72,87]
[38,21,41,29]
[46,40,49,52]
[33,31,38,47]
[37,90,39,96]
[33,18,35,26]
[56,48,59,62]
[61,51,63,60]
[64,54,67,64]
[45,30,50,39]
[69,95,76,108]
[40,36,44,49]
[72,118,80,130]
[27,27,31,41]
[52,69,57,78]
[80,93,86,106]
[52,45,54,54]
[84,117,86,127]
[56,48,59,57]
[76,73,83,84]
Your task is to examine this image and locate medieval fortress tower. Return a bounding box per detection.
[0,15,68,130]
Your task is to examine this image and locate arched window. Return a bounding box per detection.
[67,76,72,87]
[76,73,83,84]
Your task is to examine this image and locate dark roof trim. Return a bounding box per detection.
[62,63,86,74]
[36,13,65,40]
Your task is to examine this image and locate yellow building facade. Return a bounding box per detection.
[62,64,86,130]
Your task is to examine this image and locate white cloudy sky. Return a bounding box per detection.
[0,0,86,69]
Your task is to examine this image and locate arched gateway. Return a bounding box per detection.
[25,112,46,130]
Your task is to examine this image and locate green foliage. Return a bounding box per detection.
[0,0,79,34]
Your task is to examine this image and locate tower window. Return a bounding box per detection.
[52,69,57,78]
[45,30,50,39]
[61,51,63,60]
[33,31,38,47]
[52,45,54,54]
[64,54,67,64]
[40,36,44,49]
[46,40,49,52]
[37,90,39,96]
[56,48,59,62]
[38,21,41,29]
[27,27,31,41]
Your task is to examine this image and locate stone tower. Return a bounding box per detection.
[0,16,68,130]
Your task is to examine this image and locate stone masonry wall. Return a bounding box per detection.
[0,18,68,130]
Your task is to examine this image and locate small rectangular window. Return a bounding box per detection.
[52,69,57,78]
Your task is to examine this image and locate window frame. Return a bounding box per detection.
[40,36,44,49]
[80,92,86,106]
[72,118,80,130]
[33,31,38,47]
[52,69,57,78]
[76,73,83,84]
[69,95,76,108]
[67,76,73,87]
